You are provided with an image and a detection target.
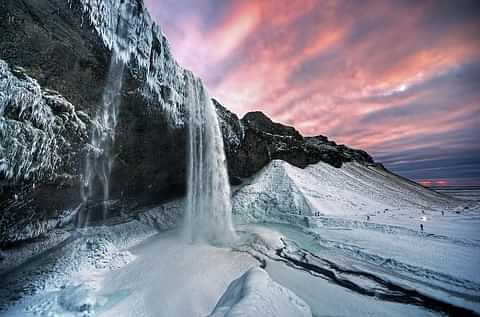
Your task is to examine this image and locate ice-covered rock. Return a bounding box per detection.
[0,0,194,245]
[0,59,89,246]
[0,60,88,184]
[75,0,187,126]
[208,267,312,317]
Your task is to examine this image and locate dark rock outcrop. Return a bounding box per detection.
[215,104,378,180]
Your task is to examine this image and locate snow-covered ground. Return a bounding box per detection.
[1,224,311,317]
[232,161,480,316]
[2,161,479,316]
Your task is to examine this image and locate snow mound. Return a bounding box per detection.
[208,267,312,317]
[233,160,456,222]
[233,160,314,224]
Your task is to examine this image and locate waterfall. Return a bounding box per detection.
[79,54,125,227]
[184,73,237,245]
[77,1,136,227]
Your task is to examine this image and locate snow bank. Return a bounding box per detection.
[208,267,312,317]
[233,160,314,224]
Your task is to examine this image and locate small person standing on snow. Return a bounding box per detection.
[420,224,424,232]
[367,215,370,221]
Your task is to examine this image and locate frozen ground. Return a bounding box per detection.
[0,225,311,317]
[1,161,479,316]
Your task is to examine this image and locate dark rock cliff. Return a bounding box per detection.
[0,0,378,246]
[214,100,377,180]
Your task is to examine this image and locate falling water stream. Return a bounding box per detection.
[77,0,136,227]
[79,54,125,227]
[184,74,237,245]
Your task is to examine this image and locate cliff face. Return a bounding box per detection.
[0,0,378,246]
[0,0,190,245]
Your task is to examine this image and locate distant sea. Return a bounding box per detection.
[431,186,480,202]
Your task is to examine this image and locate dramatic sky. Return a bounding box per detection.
[145,0,480,186]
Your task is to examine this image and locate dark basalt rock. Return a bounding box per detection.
[215,104,378,180]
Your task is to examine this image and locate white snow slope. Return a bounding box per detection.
[233,160,456,223]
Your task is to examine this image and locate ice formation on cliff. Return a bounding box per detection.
[0,60,87,184]
[76,0,193,126]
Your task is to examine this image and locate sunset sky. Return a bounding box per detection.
[145,0,480,185]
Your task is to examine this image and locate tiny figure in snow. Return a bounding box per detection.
[420,224,424,232]
[367,215,370,221]
[441,211,444,216]
[422,210,425,214]
[260,258,267,269]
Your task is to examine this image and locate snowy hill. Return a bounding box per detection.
[233,160,455,224]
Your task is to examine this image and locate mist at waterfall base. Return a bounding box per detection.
[78,54,125,227]
[184,73,237,245]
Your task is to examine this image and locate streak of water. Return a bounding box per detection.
[79,54,124,227]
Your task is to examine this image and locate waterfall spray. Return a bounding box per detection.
[184,73,237,245]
